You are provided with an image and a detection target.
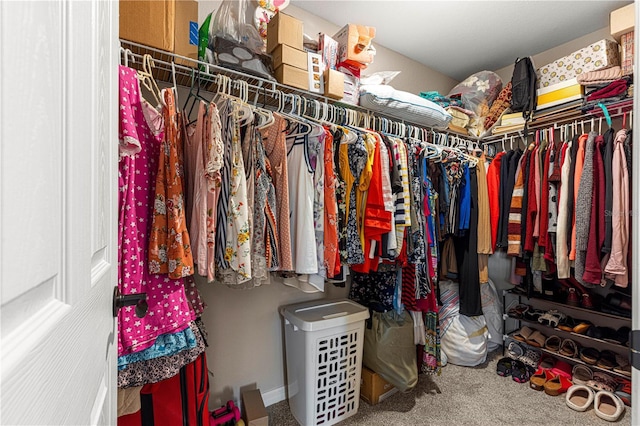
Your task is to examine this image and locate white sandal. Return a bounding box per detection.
[594,391,625,422]
[566,385,594,412]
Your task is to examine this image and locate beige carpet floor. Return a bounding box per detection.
[267,350,630,425]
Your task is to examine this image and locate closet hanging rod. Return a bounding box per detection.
[119,40,471,140]
[481,98,633,145]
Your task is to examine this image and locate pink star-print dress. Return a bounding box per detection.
[118,65,195,356]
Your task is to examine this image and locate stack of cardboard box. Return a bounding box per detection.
[319,24,376,104]
[267,12,308,91]
[610,4,634,76]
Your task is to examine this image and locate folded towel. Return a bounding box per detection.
[577,66,622,85]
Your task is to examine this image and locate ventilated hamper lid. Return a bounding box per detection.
[281,299,369,332]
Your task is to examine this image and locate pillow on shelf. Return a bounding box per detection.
[359,84,452,129]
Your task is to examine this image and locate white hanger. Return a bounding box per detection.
[137,54,163,107]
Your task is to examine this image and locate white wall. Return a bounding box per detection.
[493,27,613,86]
[196,1,459,95]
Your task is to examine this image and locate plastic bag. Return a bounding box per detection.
[360,70,400,86]
[209,0,264,54]
[363,310,418,392]
[447,70,503,118]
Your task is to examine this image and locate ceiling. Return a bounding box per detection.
[290,1,633,81]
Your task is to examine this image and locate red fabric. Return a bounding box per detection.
[139,353,210,426]
[401,263,418,311]
[351,139,392,273]
[117,412,141,426]
[538,145,552,247]
[524,146,538,252]
[487,152,505,252]
[583,135,606,284]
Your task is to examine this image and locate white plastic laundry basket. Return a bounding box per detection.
[281,299,369,426]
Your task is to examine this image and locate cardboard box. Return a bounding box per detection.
[319,34,339,72]
[120,0,198,61]
[333,24,376,67]
[360,367,398,405]
[275,64,309,90]
[621,31,634,76]
[536,39,620,88]
[610,3,635,41]
[308,52,324,94]
[267,12,303,53]
[324,69,344,99]
[342,73,360,106]
[242,389,268,426]
[271,44,308,71]
[536,78,585,110]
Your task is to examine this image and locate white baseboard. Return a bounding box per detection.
[262,386,287,407]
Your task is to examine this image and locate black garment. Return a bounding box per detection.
[624,129,632,180]
[456,166,483,317]
[602,128,615,254]
[566,134,580,249]
[496,150,515,248]
[499,150,522,248]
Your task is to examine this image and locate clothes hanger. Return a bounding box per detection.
[137,54,163,107]
[183,68,210,126]
[120,47,135,67]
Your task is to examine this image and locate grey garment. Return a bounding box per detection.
[118,319,208,388]
[574,131,597,283]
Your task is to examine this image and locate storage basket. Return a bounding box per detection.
[281,299,369,426]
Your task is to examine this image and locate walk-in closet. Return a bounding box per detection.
[1,1,638,425]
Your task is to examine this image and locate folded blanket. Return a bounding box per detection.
[484,82,512,130]
[586,78,628,102]
[577,66,622,85]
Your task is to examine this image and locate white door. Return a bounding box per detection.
[1,1,119,424]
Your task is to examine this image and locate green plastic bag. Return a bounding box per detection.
[363,310,418,392]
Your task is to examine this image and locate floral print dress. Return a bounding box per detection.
[221,104,252,284]
[339,134,368,265]
[148,89,194,279]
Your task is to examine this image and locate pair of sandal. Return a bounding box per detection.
[566,385,625,421]
[507,341,540,369]
[496,357,534,383]
[544,336,579,357]
[579,348,622,371]
[537,309,566,328]
[530,367,573,396]
[587,371,619,393]
[513,326,546,348]
[556,316,592,334]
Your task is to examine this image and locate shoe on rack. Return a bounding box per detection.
[566,287,580,307]
[566,385,594,411]
[580,292,595,310]
[571,364,593,386]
